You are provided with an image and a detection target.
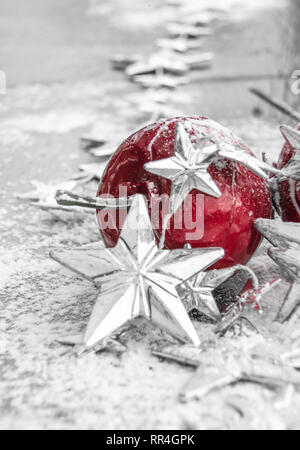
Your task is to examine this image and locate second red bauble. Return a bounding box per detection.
[276,125,300,223]
[97,117,272,269]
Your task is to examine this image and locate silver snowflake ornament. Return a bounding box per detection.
[51,195,225,351]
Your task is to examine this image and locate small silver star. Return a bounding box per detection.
[279,125,300,181]
[156,37,204,54]
[80,135,107,152]
[181,347,300,402]
[178,266,255,322]
[51,195,225,351]
[110,54,141,71]
[145,122,222,215]
[126,52,189,78]
[183,52,214,70]
[17,180,83,212]
[167,23,214,38]
[133,73,190,90]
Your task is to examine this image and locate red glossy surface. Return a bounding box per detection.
[97,117,272,269]
[277,126,300,223]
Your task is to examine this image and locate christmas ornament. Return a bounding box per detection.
[51,195,225,350]
[133,73,190,90]
[73,162,107,184]
[183,53,214,70]
[89,141,120,158]
[167,23,214,38]
[216,279,280,336]
[275,124,300,222]
[180,348,300,402]
[255,218,300,249]
[18,180,86,212]
[80,135,107,152]
[268,248,300,284]
[156,37,204,54]
[276,281,300,324]
[98,117,272,269]
[111,54,141,71]
[176,11,216,27]
[177,265,258,323]
[126,53,189,78]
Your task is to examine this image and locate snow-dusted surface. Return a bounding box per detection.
[1,0,300,431]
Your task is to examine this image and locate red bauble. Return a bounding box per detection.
[276,126,300,223]
[97,117,272,269]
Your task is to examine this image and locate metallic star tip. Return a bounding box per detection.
[280,125,300,150]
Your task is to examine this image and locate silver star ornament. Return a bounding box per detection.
[145,122,279,220]
[279,125,300,181]
[178,265,257,322]
[144,122,222,215]
[51,195,225,351]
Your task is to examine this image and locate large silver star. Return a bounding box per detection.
[178,266,255,322]
[144,122,222,215]
[279,125,300,181]
[51,195,224,350]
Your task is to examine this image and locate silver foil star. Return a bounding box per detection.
[17,180,84,212]
[133,73,190,90]
[51,195,225,351]
[144,122,222,216]
[145,122,279,225]
[71,163,107,185]
[177,266,257,323]
[180,349,300,402]
[156,37,204,54]
[167,23,214,38]
[278,125,300,181]
[126,53,189,78]
[268,248,300,283]
[111,54,141,71]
